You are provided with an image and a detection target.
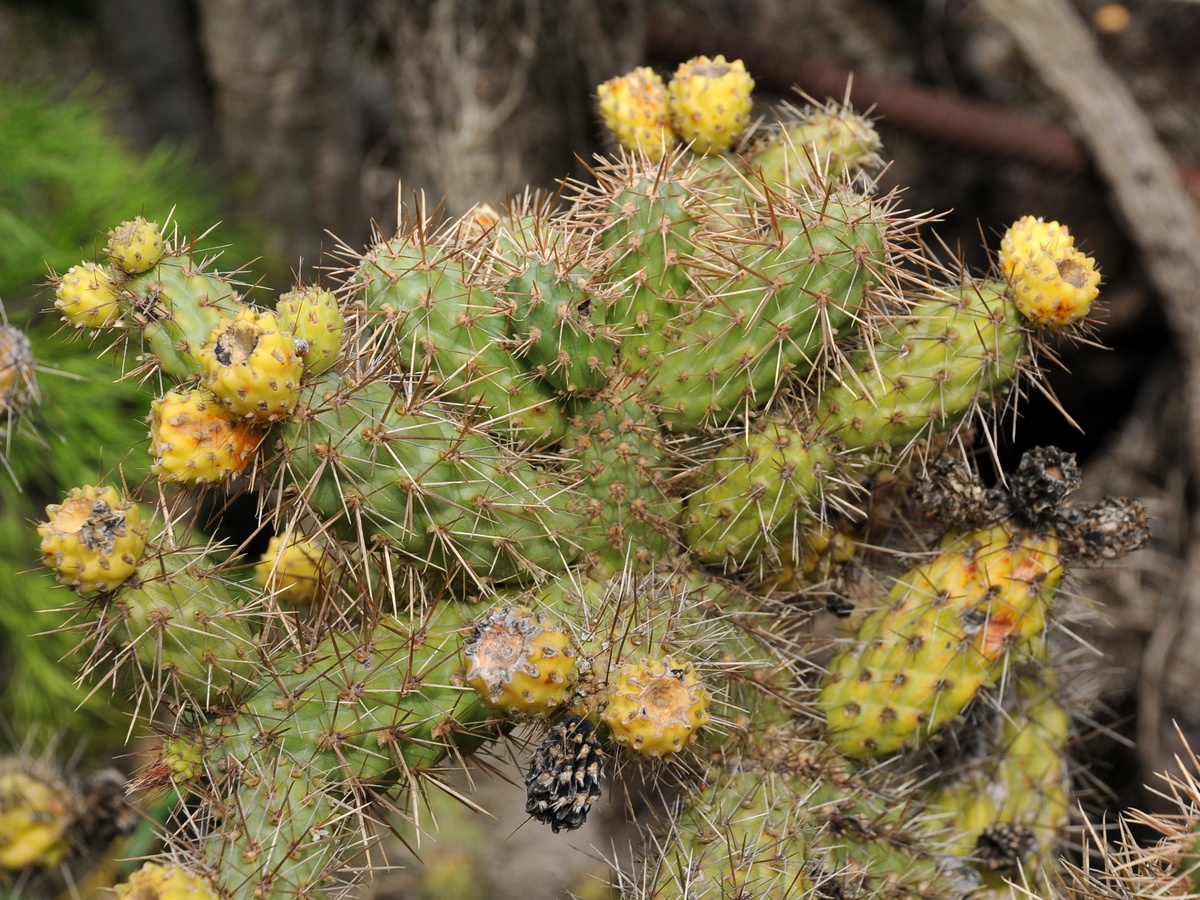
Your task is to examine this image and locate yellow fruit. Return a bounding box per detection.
[463,606,577,715]
[0,758,76,870]
[999,216,1100,327]
[55,261,123,328]
[106,216,165,274]
[597,66,676,161]
[114,861,221,899]
[198,308,304,422]
[603,656,710,756]
[38,485,148,594]
[276,285,344,375]
[667,55,754,155]
[149,388,262,485]
[254,534,327,604]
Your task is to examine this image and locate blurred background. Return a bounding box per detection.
[2,0,1199,897]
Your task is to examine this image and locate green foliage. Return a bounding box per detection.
[0,79,266,745]
[0,82,241,303]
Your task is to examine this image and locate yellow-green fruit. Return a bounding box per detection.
[106,215,165,274]
[819,523,1063,757]
[159,736,205,786]
[149,389,263,484]
[667,55,754,155]
[0,324,37,417]
[463,606,577,715]
[276,285,344,374]
[603,656,710,756]
[114,861,221,899]
[930,673,1070,893]
[254,534,326,605]
[1000,216,1100,327]
[198,307,304,422]
[37,484,148,594]
[55,261,123,328]
[597,66,676,161]
[0,758,76,870]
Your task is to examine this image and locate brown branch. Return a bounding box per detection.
[644,13,1200,199]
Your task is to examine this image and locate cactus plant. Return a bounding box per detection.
[3,56,1158,900]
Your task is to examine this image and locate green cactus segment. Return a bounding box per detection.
[565,386,681,576]
[126,256,248,381]
[503,258,618,394]
[653,193,886,430]
[747,108,883,194]
[927,672,1070,892]
[601,174,698,374]
[358,236,569,444]
[102,548,260,705]
[276,377,588,585]
[813,281,1027,453]
[652,763,968,900]
[818,523,1064,758]
[684,419,834,566]
[195,600,496,899]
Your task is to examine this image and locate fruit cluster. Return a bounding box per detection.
[2,56,1154,900]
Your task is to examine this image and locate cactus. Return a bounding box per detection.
[6,55,1157,900]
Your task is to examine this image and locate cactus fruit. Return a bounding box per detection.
[666,55,755,155]
[0,758,75,870]
[54,261,123,328]
[0,758,133,872]
[525,715,604,833]
[158,735,206,786]
[254,534,327,605]
[463,605,577,714]
[818,522,1063,757]
[105,216,165,274]
[149,388,263,484]
[114,861,220,899]
[1000,216,1100,327]
[37,484,148,593]
[276,284,344,375]
[597,67,676,161]
[928,672,1071,893]
[198,307,304,422]
[602,655,711,757]
[0,324,37,417]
